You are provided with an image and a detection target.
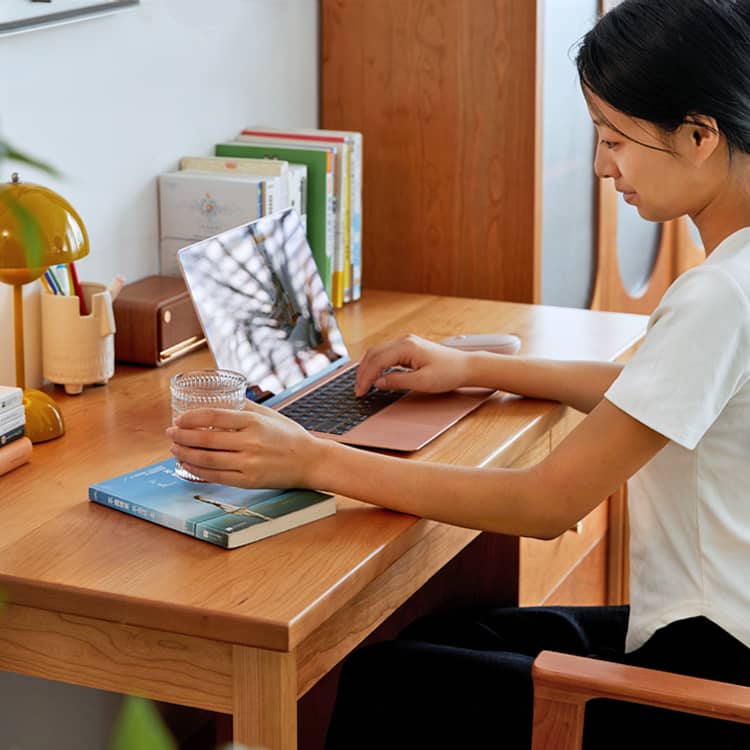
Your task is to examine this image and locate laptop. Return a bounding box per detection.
[177,208,495,451]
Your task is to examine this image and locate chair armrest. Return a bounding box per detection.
[531,650,750,750]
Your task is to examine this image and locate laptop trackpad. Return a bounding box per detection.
[336,388,495,452]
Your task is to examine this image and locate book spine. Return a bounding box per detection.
[89,487,195,535]
[194,526,230,548]
[342,141,352,304]
[0,422,26,448]
[330,143,346,308]
[350,134,363,300]
[0,388,23,412]
[325,150,336,299]
[266,175,279,215]
[0,436,32,477]
[0,404,25,432]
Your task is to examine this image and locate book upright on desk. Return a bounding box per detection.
[158,169,282,276]
[238,127,363,303]
[89,458,336,549]
[216,141,335,298]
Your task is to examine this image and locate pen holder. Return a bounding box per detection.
[41,282,116,395]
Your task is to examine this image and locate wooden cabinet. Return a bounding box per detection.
[320,0,703,313]
[321,0,542,303]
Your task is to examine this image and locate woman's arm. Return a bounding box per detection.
[354,335,624,414]
[167,398,667,540]
[468,352,624,414]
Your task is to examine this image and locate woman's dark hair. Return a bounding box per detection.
[576,0,750,155]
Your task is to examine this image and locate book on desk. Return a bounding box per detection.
[89,457,335,549]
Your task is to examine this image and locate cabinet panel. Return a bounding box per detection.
[322,0,541,302]
[519,500,609,606]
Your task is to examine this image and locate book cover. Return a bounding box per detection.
[216,142,334,297]
[0,385,23,412]
[158,170,269,240]
[89,458,336,549]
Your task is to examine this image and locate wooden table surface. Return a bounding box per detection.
[0,290,647,746]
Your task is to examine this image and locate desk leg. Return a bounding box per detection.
[233,645,297,750]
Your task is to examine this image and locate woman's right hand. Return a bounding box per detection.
[354,334,472,396]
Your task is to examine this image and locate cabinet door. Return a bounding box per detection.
[321,0,542,302]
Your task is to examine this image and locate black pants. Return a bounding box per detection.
[325,606,750,749]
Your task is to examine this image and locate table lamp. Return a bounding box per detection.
[0,172,89,442]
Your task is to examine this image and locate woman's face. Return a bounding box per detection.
[587,94,715,223]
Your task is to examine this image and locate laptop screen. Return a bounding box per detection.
[177,209,349,403]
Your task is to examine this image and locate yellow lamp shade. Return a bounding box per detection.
[0,174,89,285]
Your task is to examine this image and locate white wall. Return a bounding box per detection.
[0,1,318,746]
[0,0,319,388]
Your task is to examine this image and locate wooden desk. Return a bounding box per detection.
[0,291,646,749]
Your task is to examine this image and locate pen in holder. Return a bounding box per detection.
[41,281,116,395]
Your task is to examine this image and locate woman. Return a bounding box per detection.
[168,1,750,746]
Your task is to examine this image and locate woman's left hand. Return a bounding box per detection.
[166,403,323,489]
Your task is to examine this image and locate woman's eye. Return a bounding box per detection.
[600,139,617,149]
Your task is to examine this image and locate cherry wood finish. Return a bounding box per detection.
[0,291,646,749]
[531,650,750,750]
[321,0,542,303]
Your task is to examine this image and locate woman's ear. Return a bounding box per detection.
[682,115,721,164]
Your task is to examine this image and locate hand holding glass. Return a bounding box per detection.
[170,369,247,481]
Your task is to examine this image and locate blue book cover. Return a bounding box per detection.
[89,458,335,549]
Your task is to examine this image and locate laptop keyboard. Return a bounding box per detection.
[279,366,407,435]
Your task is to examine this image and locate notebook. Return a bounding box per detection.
[176,208,495,451]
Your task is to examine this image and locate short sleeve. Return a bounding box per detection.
[605,266,750,449]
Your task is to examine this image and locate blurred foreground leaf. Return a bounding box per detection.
[109,696,176,750]
[0,141,59,177]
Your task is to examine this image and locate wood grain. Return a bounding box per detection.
[0,603,232,712]
[322,0,542,302]
[532,651,750,740]
[0,291,646,652]
[233,645,297,750]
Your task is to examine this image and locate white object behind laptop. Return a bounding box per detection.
[177,208,494,451]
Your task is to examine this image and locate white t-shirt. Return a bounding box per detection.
[605,226,750,653]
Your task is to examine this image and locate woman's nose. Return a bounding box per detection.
[594,143,620,180]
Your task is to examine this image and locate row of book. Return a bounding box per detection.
[158,126,363,308]
[0,386,32,477]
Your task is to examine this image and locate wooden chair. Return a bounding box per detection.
[531,650,750,749]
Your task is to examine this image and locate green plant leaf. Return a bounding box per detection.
[108,696,177,750]
[0,141,60,177]
[0,190,45,268]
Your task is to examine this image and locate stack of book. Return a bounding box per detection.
[158,126,362,308]
[0,386,32,477]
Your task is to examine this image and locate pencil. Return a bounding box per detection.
[68,262,88,316]
[39,274,54,294]
[45,267,63,295]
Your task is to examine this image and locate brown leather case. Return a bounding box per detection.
[113,275,206,366]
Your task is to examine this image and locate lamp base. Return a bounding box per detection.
[23,388,65,443]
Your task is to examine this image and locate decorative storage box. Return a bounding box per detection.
[113,275,206,366]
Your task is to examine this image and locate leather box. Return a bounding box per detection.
[113,275,206,366]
